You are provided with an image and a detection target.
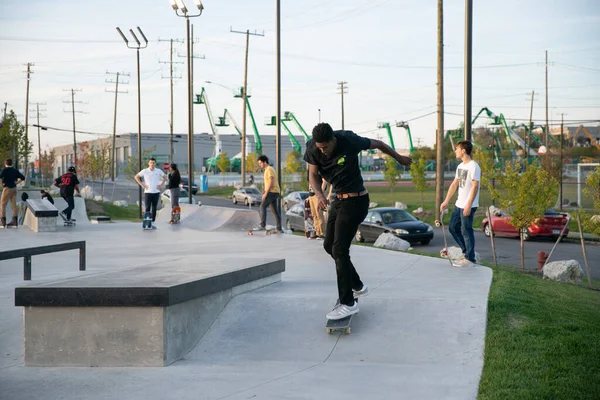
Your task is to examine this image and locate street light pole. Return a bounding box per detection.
[116,26,148,219]
[170,0,203,205]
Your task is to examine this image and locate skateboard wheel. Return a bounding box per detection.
[434,220,440,227]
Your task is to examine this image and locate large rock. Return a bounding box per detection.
[543,260,584,284]
[94,195,110,202]
[80,185,94,199]
[374,233,411,252]
[394,201,407,210]
[443,246,481,263]
[113,200,128,207]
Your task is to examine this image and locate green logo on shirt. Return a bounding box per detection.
[337,156,346,165]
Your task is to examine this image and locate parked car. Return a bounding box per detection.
[482,208,569,241]
[283,191,310,211]
[232,187,262,205]
[285,203,306,232]
[179,177,198,195]
[355,207,434,245]
[160,189,199,207]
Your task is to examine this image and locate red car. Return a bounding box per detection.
[482,209,569,241]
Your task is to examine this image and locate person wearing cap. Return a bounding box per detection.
[54,166,80,222]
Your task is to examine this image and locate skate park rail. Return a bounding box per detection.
[0,241,86,280]
[14,258,285,367]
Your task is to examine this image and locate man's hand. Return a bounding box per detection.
[463,205,472,217]
[262,193,267,202]
[316,193,329,210]
[397,155,413,166]
[142,184,149,190]
[440,200,449,212]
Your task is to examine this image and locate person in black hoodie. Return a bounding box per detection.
[40,189,54,204]
[54,166,80,222]
[167,164,181,221]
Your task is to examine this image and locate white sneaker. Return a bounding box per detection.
[326,302,359,320]
[353,285,370,299]
[453,258,472,267]
[151,223,157,229]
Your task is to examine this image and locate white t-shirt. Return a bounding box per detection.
[455,160,481,209]
[138,167,165,194]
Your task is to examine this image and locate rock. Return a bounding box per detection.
[443,246,481,263]
[373,233,410,252]
[80,186,94,199]
[94,195,109,202]
[543,260,584,284]
[394,201,407,209]
[369,202,378,209]
[413,207,424,214]
[113,200,128,207]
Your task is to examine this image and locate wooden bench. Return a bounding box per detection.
[15,258,285,367]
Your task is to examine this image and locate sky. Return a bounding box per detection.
[1,0,599,157]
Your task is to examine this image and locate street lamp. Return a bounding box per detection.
[170,0,204,205]
[116,26,148,219]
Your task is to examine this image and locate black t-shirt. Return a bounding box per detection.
[57,172,80,197]
[303,130,371,193]
[168,170,181,189]
[0,167,25,188]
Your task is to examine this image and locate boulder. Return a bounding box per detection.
[113,200,128,207]
[80,185,94,199]
[374,233,411,252]
[394,201,407,210]
[413,207,424,214]
[543,260,584,284]
[369,202,378,209]
[94,195,110,202]
[443,246,481,263]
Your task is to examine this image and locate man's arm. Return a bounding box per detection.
[134,173,148,189]
[263,171,273,199]
[440,178,459,211]
[369,139,412,166]
[463,180,480,216]
[307,163,328,209]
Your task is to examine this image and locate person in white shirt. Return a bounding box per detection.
[134,157,166,228]
[440,140,481,266]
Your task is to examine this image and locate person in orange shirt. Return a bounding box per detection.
[255,155,282,232]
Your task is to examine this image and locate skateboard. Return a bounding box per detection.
[170,206,181,224]
[59,213,76,227]
[434,217,455,267]
[247,227,281,236]
[326,315,353,334]
[142,212,154,230]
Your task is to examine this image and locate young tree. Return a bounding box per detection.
[39,148,56,187]
[581,166,600,236]
[0,110,31,172]
[383,155,398,192]
[245,152,258,173]
[410,156,428,208]
[473,147,500,201]
[123,145,158,181]
[284,151,301,175]
[216,152,230,174]
[498,161,557,269]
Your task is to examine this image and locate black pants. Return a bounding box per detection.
[61,196,75,220]
[144,192,160,222]
[260,192,282,230]
[323,194,370,306]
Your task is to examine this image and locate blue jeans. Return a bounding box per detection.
[448,206,477,262]
[260,192,281,230]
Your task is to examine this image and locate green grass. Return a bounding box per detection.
[85,199,141,222]
[478,269,600,400]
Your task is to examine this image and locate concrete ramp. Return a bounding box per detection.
[157,205,259,232]
[53,197,90,225]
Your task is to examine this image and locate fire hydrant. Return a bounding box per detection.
[537,251,549,270]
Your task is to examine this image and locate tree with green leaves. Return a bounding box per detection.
[245,152,258,173]
[410,156,428,208]
[39,148,56,187]
[124,145,157,181]
[216,152,230,174]
[498,161,558,269]
[580,166,600,236]
[0,110,31,173]
[473,147,500,201]
[284,151,301,175]
[383,155,398,192]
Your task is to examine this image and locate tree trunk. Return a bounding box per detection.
[520,230,525,269]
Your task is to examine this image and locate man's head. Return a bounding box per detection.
[148,157,156,169]
[312,123,336,155]
[455,140,473,159]
[4,158,12,167]
[257,155,269,170]
[68,166,76,173]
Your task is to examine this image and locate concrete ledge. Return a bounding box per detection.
[15,258,285,367]
[90,215,111,224]
[23,199,58,232]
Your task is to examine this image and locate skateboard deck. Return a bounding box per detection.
[435,217,456,267]
[247,227,280,236]
[170,206,181,224]
[326,315,353,334]
[142,212,154,230]
[59,213,76,227]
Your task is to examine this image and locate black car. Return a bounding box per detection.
[355,207,434,245]
[179,177,199,195]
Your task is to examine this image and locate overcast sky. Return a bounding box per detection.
[1,0,599,156]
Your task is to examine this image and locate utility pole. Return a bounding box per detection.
[464,0,473,141]
[31,102,46,185]
[159,38,184,165]
[62,89,84,166]
[337,81,348,130]
[276,0,282,207]
[435,0,445,223]
[105,71,129,181]
[2,102,7,121]
[559,113,564,210]
[526,90,535,169]
[24,62,34,180]
[231,27,264,186]
[545,50,549,147]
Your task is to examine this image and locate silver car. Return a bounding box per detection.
[160,189,200,208]
[285,203,306,232]
[283,191,310,211]
[232,186,262,206]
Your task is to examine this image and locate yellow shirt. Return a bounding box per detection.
[264,165,280,194]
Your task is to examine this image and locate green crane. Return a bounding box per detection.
[194,87,233,171]
[473,107,537,157]
[266,116,302,154]
[283,111,310,141]
[395,121,415,154]
[377,122,396,150]
[231,88,263,155]
[216,109,242,136]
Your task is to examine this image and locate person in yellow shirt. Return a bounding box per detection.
[255,155,282,232]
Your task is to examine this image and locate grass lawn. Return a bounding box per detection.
[85,199,141,222]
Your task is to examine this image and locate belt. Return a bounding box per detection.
[336,190,368,200]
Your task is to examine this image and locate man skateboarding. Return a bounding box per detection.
[0,158,25,228]
[440,140,481,266]
[304,123,412,320]
[54,166,81,223]
[255,155,282,232]
[134,157,166,229]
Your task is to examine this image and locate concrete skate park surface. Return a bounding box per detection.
[156,204,260,231]
[0,217,493,399]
